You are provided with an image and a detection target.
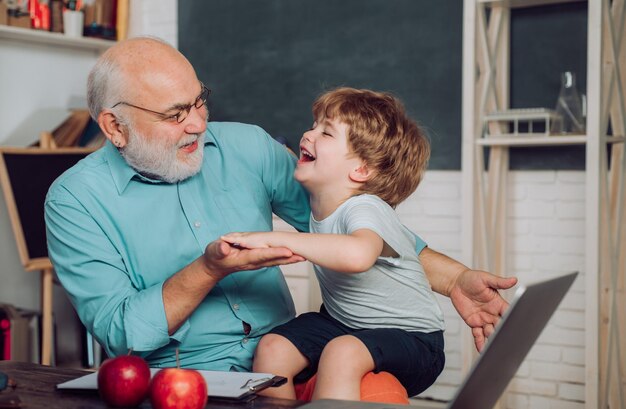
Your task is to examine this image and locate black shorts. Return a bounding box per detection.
[268,306,445,397]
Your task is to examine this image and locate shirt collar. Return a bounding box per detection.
[105,129,218,194]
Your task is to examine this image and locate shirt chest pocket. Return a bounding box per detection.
[214,185,273,233]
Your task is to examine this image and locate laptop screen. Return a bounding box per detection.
[448,272,577,409]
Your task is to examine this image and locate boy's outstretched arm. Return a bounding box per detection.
[221,229,383,274]
[419,247,518,352]
[222,232,517,351]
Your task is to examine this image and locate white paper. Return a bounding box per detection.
[56,368,277,399]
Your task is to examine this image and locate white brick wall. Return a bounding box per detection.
[506,171,586,407]
[128,0,178,47]
[398,172,464,403]
[406,171,586,408]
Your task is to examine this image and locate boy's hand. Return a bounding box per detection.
[202,239,304,281]
[221,232,272,249]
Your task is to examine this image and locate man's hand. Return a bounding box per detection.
[163,240,304,335]
[449,269,518,352]
[202,239,305,281]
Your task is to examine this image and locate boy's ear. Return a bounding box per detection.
[349,163,374,183]
[98,110,128,148]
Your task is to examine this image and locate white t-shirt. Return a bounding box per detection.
[310,194,445,333]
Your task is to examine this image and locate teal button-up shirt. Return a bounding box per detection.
[45,122,311,371]
[45,121,427,371]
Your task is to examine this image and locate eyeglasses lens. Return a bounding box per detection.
[177,86,210,123]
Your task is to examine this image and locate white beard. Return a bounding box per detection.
[120,126,204,183]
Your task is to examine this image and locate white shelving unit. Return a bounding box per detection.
[0,24,114,52]
[462,1,625,408]
[0,24,114,366]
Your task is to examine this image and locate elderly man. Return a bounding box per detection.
[45,37,515,380]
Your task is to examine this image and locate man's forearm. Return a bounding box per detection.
[420,247,469,297]
[162,239,304,335]
[162,256,219,335]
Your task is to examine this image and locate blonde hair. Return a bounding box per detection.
[312,87,430,208]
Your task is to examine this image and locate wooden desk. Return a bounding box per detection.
[0,361,304,408]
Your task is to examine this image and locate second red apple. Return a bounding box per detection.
[149,367,208,409]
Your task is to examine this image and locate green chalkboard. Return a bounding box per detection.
[179,1,587,170]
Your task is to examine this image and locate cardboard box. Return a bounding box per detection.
[8,13,31,29]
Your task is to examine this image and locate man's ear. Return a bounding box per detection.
[349,163,374,183]
[98,110,128,148]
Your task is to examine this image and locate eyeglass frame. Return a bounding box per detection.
[110,82,211,124]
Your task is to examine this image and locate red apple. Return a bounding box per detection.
[149,368,208,409]
[97,355,151,407]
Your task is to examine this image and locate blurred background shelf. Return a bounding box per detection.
[477,134,624,147]
[462,1,626,408]
[0,25,114,52]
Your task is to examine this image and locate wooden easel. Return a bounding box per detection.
[0,133,93,365]
[38,132,56,366]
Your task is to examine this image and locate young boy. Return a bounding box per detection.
[221,87,444,401]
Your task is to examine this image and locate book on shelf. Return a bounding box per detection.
[52,110,91,147]
[49,0,64,33]
[28,110,105,150]
[116,0,129,41]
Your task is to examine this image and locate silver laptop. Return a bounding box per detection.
[298,272,578,409]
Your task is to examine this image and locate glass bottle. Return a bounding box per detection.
[551,71,586,134]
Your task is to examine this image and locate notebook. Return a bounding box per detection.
[56,368,286,401]
[298,271,578,409]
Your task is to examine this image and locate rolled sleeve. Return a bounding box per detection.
[45,192,178,357]
[124,282,190,351]
[415,234,427,254]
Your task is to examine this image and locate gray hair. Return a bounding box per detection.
[87,37,181,122]
[86,52,126,121]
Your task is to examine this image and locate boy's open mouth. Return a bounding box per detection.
[299,147,316,162]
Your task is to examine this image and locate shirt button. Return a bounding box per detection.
[242,338,248,344]
[233,303,239,310]
[194,221,201,228]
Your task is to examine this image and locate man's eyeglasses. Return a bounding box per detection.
[110,83,211,124]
